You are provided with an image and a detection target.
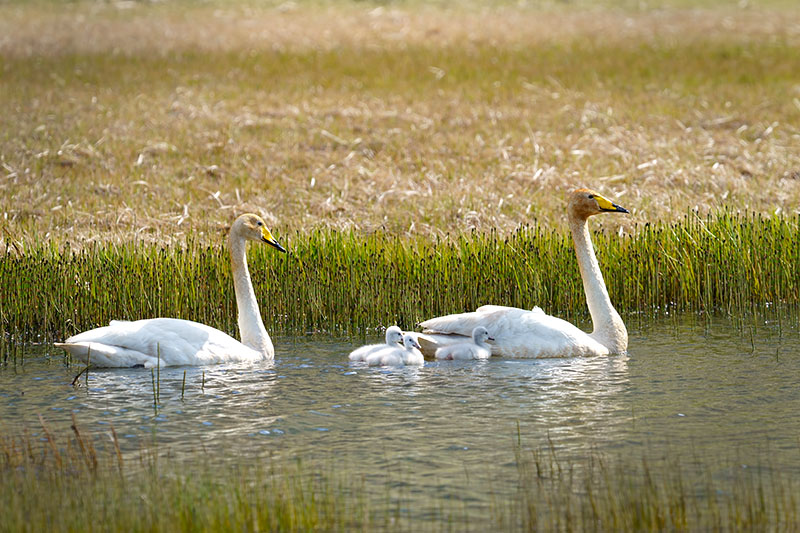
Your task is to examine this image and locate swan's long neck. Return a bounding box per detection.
[229,234,274,358]
[569,215,628,353]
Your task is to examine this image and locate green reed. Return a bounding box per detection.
[1,423,797,532]
[1,212,798,352]
[511,441,800,531]
[0,422,368,533]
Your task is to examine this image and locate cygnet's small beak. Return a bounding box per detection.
[261,228,288,253]
[488,336,496,342]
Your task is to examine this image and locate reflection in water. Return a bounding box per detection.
[1,313,799,524]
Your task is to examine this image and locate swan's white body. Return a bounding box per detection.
[348,326,403,362]
[366,334,424,367]
[435,326,494,360]
[55,214,286,368]
[419,189,629,359]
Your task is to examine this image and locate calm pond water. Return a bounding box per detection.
[2,312,799,525]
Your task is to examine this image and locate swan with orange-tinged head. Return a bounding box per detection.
[55,214,287,368]
[418,188,628,358]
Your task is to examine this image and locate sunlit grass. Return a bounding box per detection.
[1,212,798,358]
[0,420,371,532]
[1,422,797,531]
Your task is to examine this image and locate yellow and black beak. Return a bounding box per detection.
[595,194,629,214]
[261,227,287,253]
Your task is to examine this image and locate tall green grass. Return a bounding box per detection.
[511,439,800,531]
[0,420,371,532]
[1,422,798,531]
[1,212,798,355]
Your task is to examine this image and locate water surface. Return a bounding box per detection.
[2,313,799,525]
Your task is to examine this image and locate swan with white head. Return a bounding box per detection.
[55,214,286,367]
[366,334,424,367]
[348,326,403,361]
[419,189,629,358]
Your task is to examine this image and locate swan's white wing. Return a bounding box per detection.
[420,306,608,358]
[60,318,261,367]
[55,341,159,368]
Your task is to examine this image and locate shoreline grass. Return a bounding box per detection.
[1,212,798,353]
[1,422,797,531]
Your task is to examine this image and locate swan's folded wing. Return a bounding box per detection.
[55,341,159,368]
[61,318,259,366]
[420,306,605,358]
[420,306,531,337]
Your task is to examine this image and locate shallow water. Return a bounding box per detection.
[2,313,800,525]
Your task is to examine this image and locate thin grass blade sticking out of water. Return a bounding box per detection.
[70,413,97,473]
[71,346,92,387]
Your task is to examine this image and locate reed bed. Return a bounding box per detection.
[0,420,370,533]
[511,440,800,531]
[1,212,798,356]
[1,422,797,532]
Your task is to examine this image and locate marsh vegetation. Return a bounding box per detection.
[2,212,799,352]
[2,0,800,530]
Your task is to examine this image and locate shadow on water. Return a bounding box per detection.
[1,311,799,525]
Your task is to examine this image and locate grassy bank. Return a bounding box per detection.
[1,423,797,531]
[1,212,798,354]
[1,2,799,243]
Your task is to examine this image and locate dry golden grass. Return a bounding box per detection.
[1,1,799,245]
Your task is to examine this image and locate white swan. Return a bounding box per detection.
[366,334,424,367]
[348,326,403,361]
[55,214,287,368]
[435,326,494,360]
[419,188,629,358]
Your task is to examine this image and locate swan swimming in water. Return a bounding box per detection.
[366,334,424,367]
[348,326,403,362]
[55,214,287,368]
[419,188,629,358]
[435,326,494,360]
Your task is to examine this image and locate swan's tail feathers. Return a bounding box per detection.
[54,342,158,368]
[415,332,471,358]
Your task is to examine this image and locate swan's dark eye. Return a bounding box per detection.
[257,221,263,227]
[587,194,594,199]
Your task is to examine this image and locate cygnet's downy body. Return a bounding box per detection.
[348,326,403,362]
[435,327,494,360]
[366,334,424,367]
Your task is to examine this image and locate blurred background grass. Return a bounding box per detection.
[1,0,798,245]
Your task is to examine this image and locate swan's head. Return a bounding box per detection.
[232,214,287,253]
[472,326,494,343]
[385,326,404,345]
[403,334,422,351]
[568,189,629,220]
